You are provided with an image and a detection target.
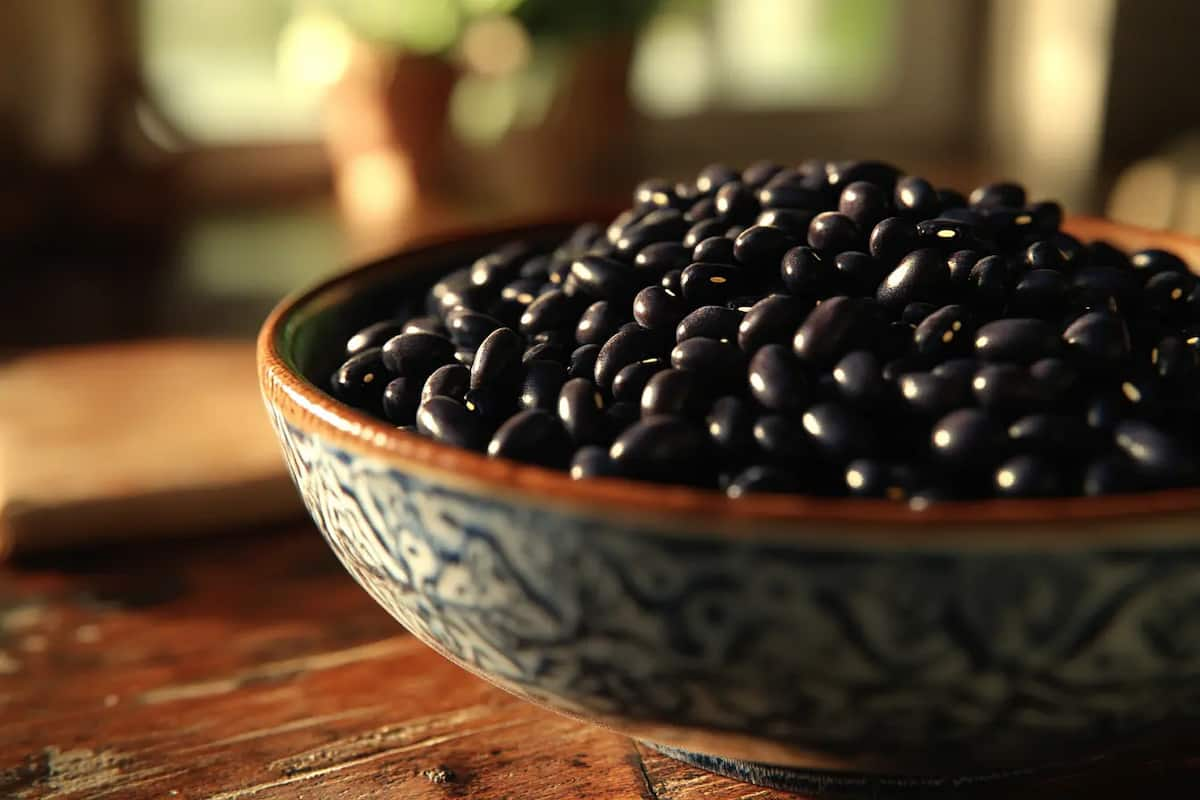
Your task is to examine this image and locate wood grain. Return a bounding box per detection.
[1,530,1198,799]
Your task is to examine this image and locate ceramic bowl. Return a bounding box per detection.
[259,217,1200,795]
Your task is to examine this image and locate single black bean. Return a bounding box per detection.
[1021,240,1064,272]
[967,254,1010,314]
[1070,267,1141,315]
[1029,357,1079,397]
[838,181,889,230]
[781,246,834,296]
[568,255,636,300]
[381,376,421,424]
[605,207,646,245]
[733,225,797,271]
[683,219,727,249]
[748,344,809,412]
[1130,248,1190,278]
[881,352,923,382]
[347,320,407,356]
[714,181,757,222]
[794,296,881,365]
[331,348,388,412]
[1153,336,1198,383]
[519,359,567,411]
[969,181,1025,209]
[429,269,488,317]
[1008,413,1095,458]
[594,324,666,390]
[570,445,616,479]
[1010,269,1068,319]
[634,178,679,209]
[930,408,1004,467]
[403,315,448,337]
[898,371,969,417]
[462,385,516,433]
[614,209,689,257]
[421,363,471,404]
[633,286,688,331]
[807,211,861,253]
[913,304,975,360]
[635,241,691,274]
[876,248,951,309]
[706,395,757,455]
[972,363,1050,416]
[834,251,884,296]
[558,377,609,445]
[612,358,668,404]
[576,300,627,347]
[757,179,827,211]
[946,249,981,287]
[1144,271,1195,322]
[738,294,810,352]
[469,243,533,290]
[680,262,742,307]
[994,455,1063,497]
[974,318,1058,363]
[916,217,981,251]
[674,304,744,344]
[692,235,736,264]
[381,331,456,378]
[609,416,708,483]
[893,175,939,219]
[931,356,979,387]
[867,216,919,266]
[444,308,504,351]
[684,197,717,223]
[1114,419,1197,485]
[416,396,485,451]
[520,289,584,336]
[562,222,604,255]
[901,302,939,325]
[671,337,744,380]
[756,208,815,239]
[726,465,803,497]
[641,368,709,419]
[826,160,900,193]
[832,350,886,406]
[802,402,873,463]
[661,269,683,296]
[487,409,572,468]
[696,163,739,193]
[1061,311,1131,367]
[470,327,524,389]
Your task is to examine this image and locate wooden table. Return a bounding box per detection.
[2,528,1199,800]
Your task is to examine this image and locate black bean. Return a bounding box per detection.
[901,302,939,325]
[738,294,810,352]
[634,178,679,209]
[756,208,815,239]
[683,219,727,249]
[612,358,668,404]
[454,349,475,367]
[714,181,757,222]
[876,248,951,309]
[672,337,745,383]
[894,176,939,219]
[1153,336,1198,383]
[974,318,1058,363]
[633,286,688,331]
[403,315,448,337]
[1029,357,1078,397]
[594,324,666,390]
[558,377,609,445]
[1144,271,1195,323]
[470,327,524,389]
[487,409,572,468]
[733,225,798,271]
[1030,201,1064,235]
[1022,240,1064,272]
[757,180,827,210]
[946,249,981,287]
[1061,311,1131,367]
[802,402,873,463]
[576,300,626,347]
[916,217,981,252]
[462,384,516,434]
[1070,267,1140,316]
[994,455,1063,497]
[347,320,407,356]
[569,445,616,479]
[1083,455,1141,495]
[967,254,1010,314]
[931,356,979,388]
[972,363,1050,416]
[416,396,485,451]
[606,207,646,245]
[754,414,813,467]
[696,163,739,193]
[834,251,885,296]
[518,360,567,411]
[607,400,640,433]
[1010,269,1067,318]
[609,416,708,483]
[931,408,1004,468]
[936,187,968,210]
[675,304,743,343]
[661,269,683,296]
[969,181,1026,209]
[381,376,421,423]
[898,371,969,417]
[469,243,533,289]
[562,222,604,255]
[444,308,504,351]
[331,348,388,412]
[641,368,709,419]
[422,363,471,404]
[832,350,886,406]
[1130,248,1190,278]
[1114,419,1197,486]
[781,246,833,296]
[1008,413,1095,458]
[429,270,486,317]
[684,197,717,223]
[680,262,742,306]
[614,209,689,258]
[747,344,809,412]
[807,211,861,253]
[520,289,584,336]
[826,160,900,193]
[635,241,691,275]
[568,255,636,300]
[1050,232,1087,269]
[868,216,919,265]
[726,465,803,497]
[912,304,974,360]
[838,181,890,230]
[692,235,736,264]
[706,396,757,455]
[794,296,881,365]
[881,352,922,382]
[381,331,456,378]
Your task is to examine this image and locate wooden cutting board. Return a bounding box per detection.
[0,340,302,559]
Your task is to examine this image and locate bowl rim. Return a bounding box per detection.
[258,213,1200,530]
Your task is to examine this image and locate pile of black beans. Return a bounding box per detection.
[331,159,1200,502]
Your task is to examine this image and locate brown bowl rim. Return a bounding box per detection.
[258,213,1200,531]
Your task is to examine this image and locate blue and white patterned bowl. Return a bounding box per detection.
[259,218,1200,795]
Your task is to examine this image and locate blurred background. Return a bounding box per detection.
[3,0,1200,346]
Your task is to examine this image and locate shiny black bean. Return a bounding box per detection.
[403,315,448,337]
[642,368,709,419]
[518,360,566,411]
[634,178,679,209]
[967,254,1010,314]
[807,211,861,253]
[671,337,745,380]
[845,459,914,499]
[683,219,727,249]
[1130,248,1190,278]
[557,377,608,445]
[520,289,584,336]
[881,352,922,383]
[725,465,803,497]
[1061,311,1131,366]
[747,344,808,412]
[381,331,456,378]
[733,225,798,270]
[756,208,815,239]
[1050,232,1086,268]
[974,318,1058,363]
[347,320,407,356]
[680,262,742,307]
[470,327,524,389]
[916,217,981,252]
[1114,419,1197,485]
[1144,271,1195,322]
[757,180,827,210]
[714,181,757,222]
[469,243,533,289]
[1010,269,1068,319]
[894,176,939,219]
[331,348,388,412]
[1153,336,1198,383]
[422,363,471,404]
[633,286,687,331]
[838,181,889,230]
[972,363,1050,416]
[612,358,668,404]
[570,445,616,479]
[692,235,736,264]
[780,246,833,296]
[1021,240,1064,272]
[876,248,951,309]
[725,223,747,240]
[913,304,975,360]
[931,356,979,387]
[801,402,873,463]
[868,216,919,266]
[562,222,604,256]
[936,187,968,210]
[901,302,938,325]
[1029,357,1079,397]
[994,455,1063,497]
[946,249,981,287]
[742,160,782,187]
[635,241,691,275]
[696,163,739,193]
[1083,455,1141,495]
[898,371,969,417]
[969,181,1025,209]
[606,207,646,245]
[826,160,900,193]
[1070,267,1141,315]
[1008,413,1094,457]
[568,255,636,300]
[576,300,627,347]
[609,416,708,483]
[444,308,504,351]
[615,208,688,257]
[462,384,516,433]
[594,324,666,390]
[705,396,756,455]
[753,414,813,467]
[834,251,884,296]
[930,408,1004,467]
[832,350,886,406]
[661,269,683,296]
[794,296,881,365]
[486,409,572,468]
[684,197,717,223]
[738,294,810,352]
[416,396,485,451]
[674,305,743,343]
[381,376,421,423]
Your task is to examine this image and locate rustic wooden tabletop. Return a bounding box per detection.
[2,527,1199,799]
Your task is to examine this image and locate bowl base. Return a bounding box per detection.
[642,742,1048,798]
